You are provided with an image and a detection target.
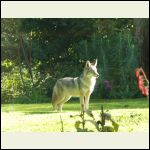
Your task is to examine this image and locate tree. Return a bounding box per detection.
[134,19,149,79]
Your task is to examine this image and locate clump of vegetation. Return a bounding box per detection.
[70,106,119,132]
[135,67,149,97]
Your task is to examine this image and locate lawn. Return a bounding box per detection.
[1,98,149,132]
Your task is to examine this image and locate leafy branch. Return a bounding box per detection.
[70,106,119,132]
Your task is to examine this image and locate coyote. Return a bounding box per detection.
[52,59,99,112]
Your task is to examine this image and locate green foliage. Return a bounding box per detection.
[1,60,50,103]
[73,31,141,99]
[1,65,23,103]
[1,18,148,103]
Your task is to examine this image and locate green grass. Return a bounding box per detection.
[1,98,149,132]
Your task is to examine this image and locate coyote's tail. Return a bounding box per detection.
[52,84,58,105]
[52,87,59,111]
[52,89,56,103]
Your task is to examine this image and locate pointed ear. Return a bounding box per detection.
[85,60,91,68]
[92,59,97,66]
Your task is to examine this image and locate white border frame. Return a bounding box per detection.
[1,1,149,18]
[1,1,149,149]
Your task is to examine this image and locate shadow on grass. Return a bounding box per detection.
[24,111,59,115]
[90,103,149,110]
[24,108,81,115]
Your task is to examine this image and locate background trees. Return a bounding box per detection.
[1,18,149,103]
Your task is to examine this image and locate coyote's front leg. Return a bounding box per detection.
[85,92,90,111]
[80,94,85,112]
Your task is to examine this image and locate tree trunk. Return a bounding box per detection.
[19,33,35,86]
[134,19,149,79]
[17,37,26,92]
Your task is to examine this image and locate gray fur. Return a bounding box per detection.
[52,59,99,112]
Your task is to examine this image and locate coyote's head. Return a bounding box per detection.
[84,59,99,78]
